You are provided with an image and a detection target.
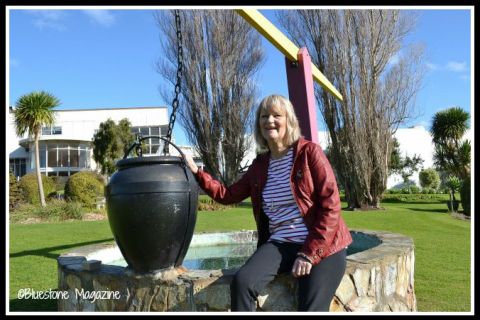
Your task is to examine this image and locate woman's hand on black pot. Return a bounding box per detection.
[184,154,199,174]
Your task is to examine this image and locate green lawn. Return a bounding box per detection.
[8,195,471,312]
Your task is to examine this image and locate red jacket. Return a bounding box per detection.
[194,137,352,265]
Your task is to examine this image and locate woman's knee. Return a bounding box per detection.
[231,268,256,292]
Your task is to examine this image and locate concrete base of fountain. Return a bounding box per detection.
[57,229,416,312]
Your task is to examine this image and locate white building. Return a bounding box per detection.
[7,106,198,180]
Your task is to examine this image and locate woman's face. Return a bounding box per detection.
[259,103,287,146]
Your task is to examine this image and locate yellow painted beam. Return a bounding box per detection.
[236,9,343,101]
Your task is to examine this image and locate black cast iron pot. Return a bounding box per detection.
[105,136,198,274]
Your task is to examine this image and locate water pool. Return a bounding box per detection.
[108,231,380,270]
[109,242,257,270]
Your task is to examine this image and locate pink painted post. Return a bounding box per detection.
[285,47,318,144]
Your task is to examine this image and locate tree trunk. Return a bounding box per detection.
[34,132,46,207]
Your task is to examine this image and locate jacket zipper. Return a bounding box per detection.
[290,146,305,217]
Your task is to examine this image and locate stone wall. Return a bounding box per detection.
[57,230,416,312]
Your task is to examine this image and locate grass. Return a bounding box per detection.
[9,220,114,311]
[8,195,471,312]
[341,200,471,312]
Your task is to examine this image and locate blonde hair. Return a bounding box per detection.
[254,94,302,153]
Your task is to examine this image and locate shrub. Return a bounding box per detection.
[421,187,436,194]
[64,171,105,208]
[50,175,67,192]
[401,187,412,194]
[9,199,84,222]
[385,188,402,195]
[410,185,421,194]
[381,193,448,203]
[419,168,441,191]
[9,170,24,209]
[445,176,461,201]
[18,172,56,205]
[460,175,471,216]
[198,195,234,211]
[9,202,37,223]
[61,201,84,220]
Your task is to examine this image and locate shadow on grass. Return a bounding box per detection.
[237,202,252,208]
[405,207,448,214]
[10,297,57,312]
[10,238,114,260]
[381,199,447,205]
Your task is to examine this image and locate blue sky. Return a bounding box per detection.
[7,7,472,146]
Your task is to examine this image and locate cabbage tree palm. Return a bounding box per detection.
[13,91,60,207]
[431,107,470,180]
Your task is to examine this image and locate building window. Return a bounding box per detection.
[150,137,160,154]
[41,126,62,135]
[9,158,26,178]
[131,125,167,155]
[48,148,57,167]
[79,149,88,168]
[58,144,68,167]
[160,125,168,136]
[70,148,79,167]
[151,127,160,136]
[39,146,46,168]
[41,143,90,169]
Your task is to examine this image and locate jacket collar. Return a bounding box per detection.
[294,137,309,159]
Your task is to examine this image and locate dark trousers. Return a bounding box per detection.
[230,241,346,312]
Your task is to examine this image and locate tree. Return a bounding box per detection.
[278,10,425,209]
[13,91,60,207]
[445,175,461,212]
[388,139,424,188]
[117,118,136,156]
[92,118,135,176]
[430,107,470,180]
[396,154,424,185]
[155,10,265,185]
[419,168,441,191]
[431,107,470,215]
[388,138,402,175]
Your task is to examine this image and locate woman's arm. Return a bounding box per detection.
[185,154,252,205]
[300,144,342,265]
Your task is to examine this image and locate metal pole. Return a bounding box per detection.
[286,48,319,144]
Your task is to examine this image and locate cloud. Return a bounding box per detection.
[26,10,67,31]
[82,10,116,27]
[425,62,437,71]
[446,61,467,72]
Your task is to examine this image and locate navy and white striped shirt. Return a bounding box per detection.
[262,148,309,244]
